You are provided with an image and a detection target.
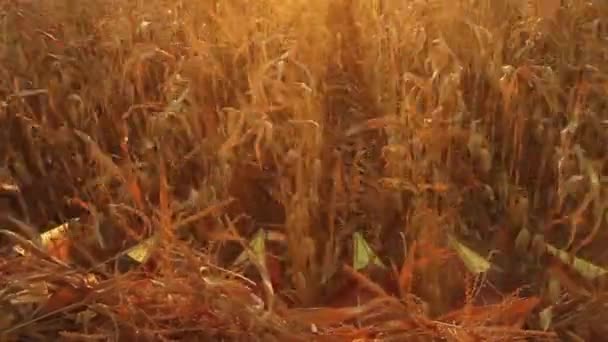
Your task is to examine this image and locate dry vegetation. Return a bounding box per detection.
[1,0,608,340]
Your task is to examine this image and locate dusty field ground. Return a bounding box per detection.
[1,0,608,341]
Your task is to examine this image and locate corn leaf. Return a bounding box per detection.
[539,306,553,331]
[448,233,491,274]
[545,243,608,280]
[233,229,267,267]
[353,232,385,271]
[125,234,160,264]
